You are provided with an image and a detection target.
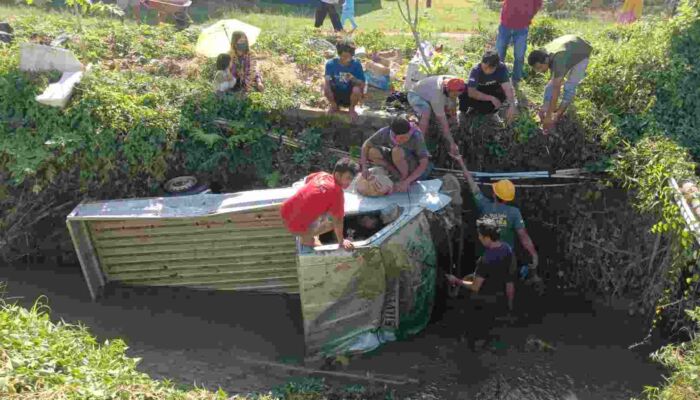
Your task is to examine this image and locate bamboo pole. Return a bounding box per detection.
[235,356,420,385]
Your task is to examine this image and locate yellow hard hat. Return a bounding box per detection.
[493,180,515,202]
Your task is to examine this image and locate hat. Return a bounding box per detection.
[493,180,515,202]
[445,78,466,93]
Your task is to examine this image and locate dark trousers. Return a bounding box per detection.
[314,1,343,31]
[465,294,509,349]
[459,85,507,114]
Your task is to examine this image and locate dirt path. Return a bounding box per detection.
[0,262,665,399]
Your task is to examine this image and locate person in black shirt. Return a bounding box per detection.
[447,216,517,309]
[446,216,517,349]
[459,50,518,123]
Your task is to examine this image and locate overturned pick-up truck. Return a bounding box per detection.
[66,177,462,359]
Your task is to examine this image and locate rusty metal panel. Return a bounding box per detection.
[85,205,300,294]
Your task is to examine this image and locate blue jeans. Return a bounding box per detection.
[543,58,590,109]
[495,25,529,84]
[340,13,357,29]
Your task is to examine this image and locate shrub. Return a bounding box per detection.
[528,17,563,47]
[640,308,700,400]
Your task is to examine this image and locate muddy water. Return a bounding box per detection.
[0,260,665,399]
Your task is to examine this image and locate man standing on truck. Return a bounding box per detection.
[360,116,432,193]
[451,154,541,282]
[280,158,358,254]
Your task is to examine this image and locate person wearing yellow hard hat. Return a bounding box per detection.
[451,154,540,282]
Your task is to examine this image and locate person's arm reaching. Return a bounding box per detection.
[395,157,429,192]
[500,81,518,123]
[517,227,539,271]
[450,153,480,195]
[468,87,502,109]
[359,139,372,179]
[332,215,354,250]
[446,274,484,293]
[543,77,563,129]
[437,114,459,156]
[324,76,337,110]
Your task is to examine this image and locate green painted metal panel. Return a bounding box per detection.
[85,205,300,294]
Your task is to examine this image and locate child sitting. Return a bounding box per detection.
[213,53,236,93]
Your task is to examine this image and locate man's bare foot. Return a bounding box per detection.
[313,237,323,247]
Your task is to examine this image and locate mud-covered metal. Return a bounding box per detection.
[66,179,452,358]
[297,213,439,359]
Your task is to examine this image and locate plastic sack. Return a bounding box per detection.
[354,167,394,197]
[36,71,84,108]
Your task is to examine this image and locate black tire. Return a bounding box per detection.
[164,176,197,194]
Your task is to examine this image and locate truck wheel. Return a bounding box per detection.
[164,176,197,194]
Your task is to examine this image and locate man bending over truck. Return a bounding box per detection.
[280,158,358,254]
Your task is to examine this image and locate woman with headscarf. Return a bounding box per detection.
[228,31,264,93]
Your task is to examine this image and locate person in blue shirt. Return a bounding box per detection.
[341,0,358,33]
[324,39,366,122]
[459,50,518,124]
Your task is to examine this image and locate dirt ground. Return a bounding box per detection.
[0,259,666,399]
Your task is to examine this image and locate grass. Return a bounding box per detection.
[0,291,393,399]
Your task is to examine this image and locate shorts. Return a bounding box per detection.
[332,85,353,107]
[288,213,332,236]
[117,0,140,8]
[377,147,433,180]
[308,213,332,233]
[407,91,432,115]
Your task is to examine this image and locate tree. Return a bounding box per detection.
[397,0,432,73]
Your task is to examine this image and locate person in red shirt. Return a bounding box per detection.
[280,157,358,254]
[495,0,542,89]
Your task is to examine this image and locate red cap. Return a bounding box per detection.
[445,78,466,93]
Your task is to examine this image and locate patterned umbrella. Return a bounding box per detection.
[195,19,261,58]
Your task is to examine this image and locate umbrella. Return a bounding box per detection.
[195,19,262,58]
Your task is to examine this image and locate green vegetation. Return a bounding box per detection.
[640,308,700,400]
[2,0,700,397]
[0,296,227,399]
[0,293,391,399]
